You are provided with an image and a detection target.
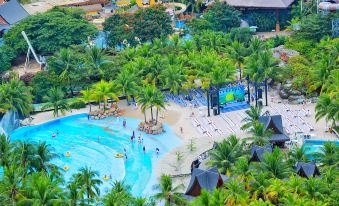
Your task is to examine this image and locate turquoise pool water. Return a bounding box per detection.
[10,114,181,196]
[303,139,339,159]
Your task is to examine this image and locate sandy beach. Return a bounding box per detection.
[28,90,337,192]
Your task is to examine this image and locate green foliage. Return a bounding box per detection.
[104,5,172,47]
[229,28,252,45]
[4,8,96,55]
[69,100,86,109]
[0,45,16,75]
[30,71,55,103]
[242,10,291,32]
[0,79,32,116]
[189,1,241,33]
[41,87,70,117]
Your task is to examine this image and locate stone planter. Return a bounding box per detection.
[138,121,165,135]
[89,108,122,120]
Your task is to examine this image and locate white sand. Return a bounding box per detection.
[23,0,88,14]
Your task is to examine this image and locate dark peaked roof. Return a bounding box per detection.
[250,144,272,162]
[0,0,29,25]
[185,167,223,196]
[224,0,295,9]
[296,162,320,178]
[259,115,290,143]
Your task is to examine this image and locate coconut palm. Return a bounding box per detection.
[209,61,236,85]
[315,94,338,127]
[264,178,286,204]
[0,79,32,116]
[115,67,139,105]
[31,142,58,173]
[80,88,94,112]
[18,172,65,206]
[223,179,249,206]
[73,166,102,204]
[233,157,253,188]
[103,181,132,206]
[190,189,215,206]
[153,174,185,206]
[228,41,247,80]
[250,172,270,200]
[303,177,327,201]
[66,181,81,206]
[287,146,309,166]
[0,134,11,167]
[86,46,111,79]
[137,85,164,124]
[0,166,24,205]
[241,105,263,130]
[249,37,266,56]
[314,142,338,166]
[41,87,70,117]
[246,122,272,146]
[208,135,243,174]
[286,175,305,195]
[160,65,187,95]
[13,141,35,171]
[258,147,290,179]
[92,80,117,110]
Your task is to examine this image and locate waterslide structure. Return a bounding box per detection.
[318,0,339,12]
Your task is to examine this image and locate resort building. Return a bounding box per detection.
[295,162,321,178]
[185,167,226,197]
[249,144,273,163]
[0,0,29,33]
[223,0,295,31]
[259,115,290,147]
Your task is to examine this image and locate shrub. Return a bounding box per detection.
[30,71,55,103]
[0,45,16,75]
[70,100,86,109]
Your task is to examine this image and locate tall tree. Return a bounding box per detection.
[73,166,102,204]
[228,41,247,80]
[0,79,32,116]
[115,68,139,105]
[153,175,185,206]
[41,87,70,117]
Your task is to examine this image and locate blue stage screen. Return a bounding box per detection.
[219,85,245,105]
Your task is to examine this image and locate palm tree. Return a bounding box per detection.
[32,142,58,173]
[209,61,236,85]
[314,142,338,166]
[41,87,70,117]
[86,46,111,79]
[153,89,166,125]
[286,175,305,195]
[315,94,338,127]
[228,41,247,80]
[80,88,94,112]
[287,146,309,166]
[73,166,102,204]
[160,65,187,95]
[250,172,270,200]
[208,135,243,174]
[246,122,272,146]
[303,177,326,201]
[249,37,266,57]
[137,85,164,124]
[18,172,65,206]
[103,181,133,206]
[233,157,252,188]
[257,147,290,179]
[153,174,185,206]
[115,68,139,105]
[190,189,215,206]
[223,179,249,206]
[0,79,32,116]
[92,80,117,110]
[241,105,263,130]
[66,181,81,206]
[264,178,286,204]
[13,141,35,171]
[0,134,11,167]
[0,166,24,205]
[53,48,77,96]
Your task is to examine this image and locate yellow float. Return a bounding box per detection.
[115,153,124,158]
[103,176,110,181]
[65,151,71,157]
[63,165,69,171]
